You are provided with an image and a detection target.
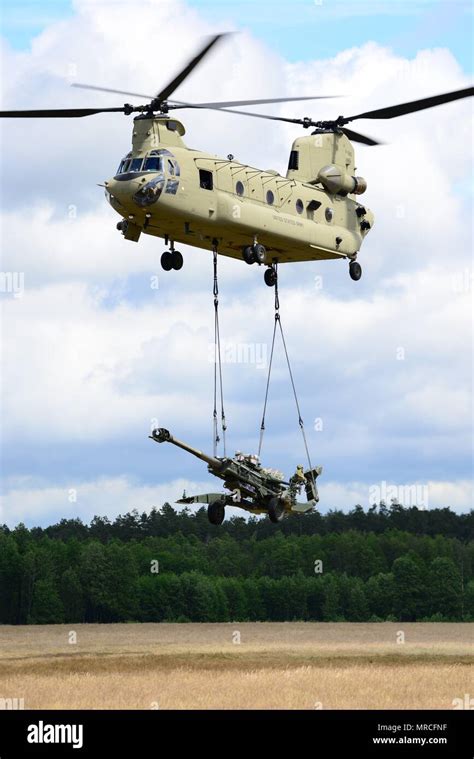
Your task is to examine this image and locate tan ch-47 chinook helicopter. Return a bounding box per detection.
[1,34,472,287]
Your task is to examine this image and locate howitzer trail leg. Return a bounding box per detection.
[304,466,322,503]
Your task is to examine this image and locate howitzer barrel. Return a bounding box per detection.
[150,428,222,469]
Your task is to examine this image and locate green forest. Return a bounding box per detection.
[1,503,473,624]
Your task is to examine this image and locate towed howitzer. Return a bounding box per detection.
[149,427,322,525]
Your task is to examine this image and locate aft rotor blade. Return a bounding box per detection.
[344,86,474,123]
[341,127,381,146]
[156,33,227,101]
[169,103,382,145]
[0,107,130,118]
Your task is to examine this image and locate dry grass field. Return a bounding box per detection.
[0,623,472,709]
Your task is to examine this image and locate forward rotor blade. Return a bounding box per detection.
[345,86,474,123]
[340,127,381,146]
[72,83,338,109]
[167,101,307,124]
[156,33,227,101]
[72,83,152,99]
[0,107,129,118]
[170,95,338,109]
[73,36,229,104]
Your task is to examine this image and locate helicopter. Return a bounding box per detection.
[1,34,472,286]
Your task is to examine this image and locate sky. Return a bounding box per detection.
[0,0,472,527]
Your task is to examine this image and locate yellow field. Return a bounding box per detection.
[0,623,472,709]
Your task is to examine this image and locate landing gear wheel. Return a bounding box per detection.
[208,501,225,525]
[349,261,362,281]
[243,246,256,265]
[171,250,183,270]
[161,251,173,271]
[268,497,285,523]
[253,243,266,264]
[264,267,277,287]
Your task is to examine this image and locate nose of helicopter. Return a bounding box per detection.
[104,172,166,212]
[103,176,136,214]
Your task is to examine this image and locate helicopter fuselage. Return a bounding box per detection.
[104,115,374,266]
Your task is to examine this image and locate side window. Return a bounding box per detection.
[199,169,213,190]
[167,159,175,176]
[288,150,299,171]
[117,153,132,174]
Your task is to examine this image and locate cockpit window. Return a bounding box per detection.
[144,156,163,172]
[116,149,180,176]
[116,155,143,174]
[129,158,143,172]
[117,152,131,174]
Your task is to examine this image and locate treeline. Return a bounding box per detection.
[0,503,473,624]
[21,501,474,542]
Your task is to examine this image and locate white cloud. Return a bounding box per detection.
[0,476,216,526]
[320,479,473,512]
[1,475,471,528]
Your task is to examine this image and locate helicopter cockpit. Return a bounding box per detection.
[115,149,180,179]
[110,148,181,208]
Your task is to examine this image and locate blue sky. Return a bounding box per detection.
[0,0,472,527]
[1,0,472,72]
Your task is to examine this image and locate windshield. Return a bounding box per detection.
[143,156,164,172]
[116,153,165,175]
[129,158,143,172]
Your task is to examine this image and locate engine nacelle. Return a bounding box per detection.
[318,164,367,195]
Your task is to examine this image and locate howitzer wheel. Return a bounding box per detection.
[208,501,225,525]
[268,496,285,523]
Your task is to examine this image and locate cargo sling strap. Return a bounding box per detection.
[211,251,315,493]
[258,264,316,489]
[212,246,227,457]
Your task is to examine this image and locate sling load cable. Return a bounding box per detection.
[212,245,227,457]
[258,263,317,493]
